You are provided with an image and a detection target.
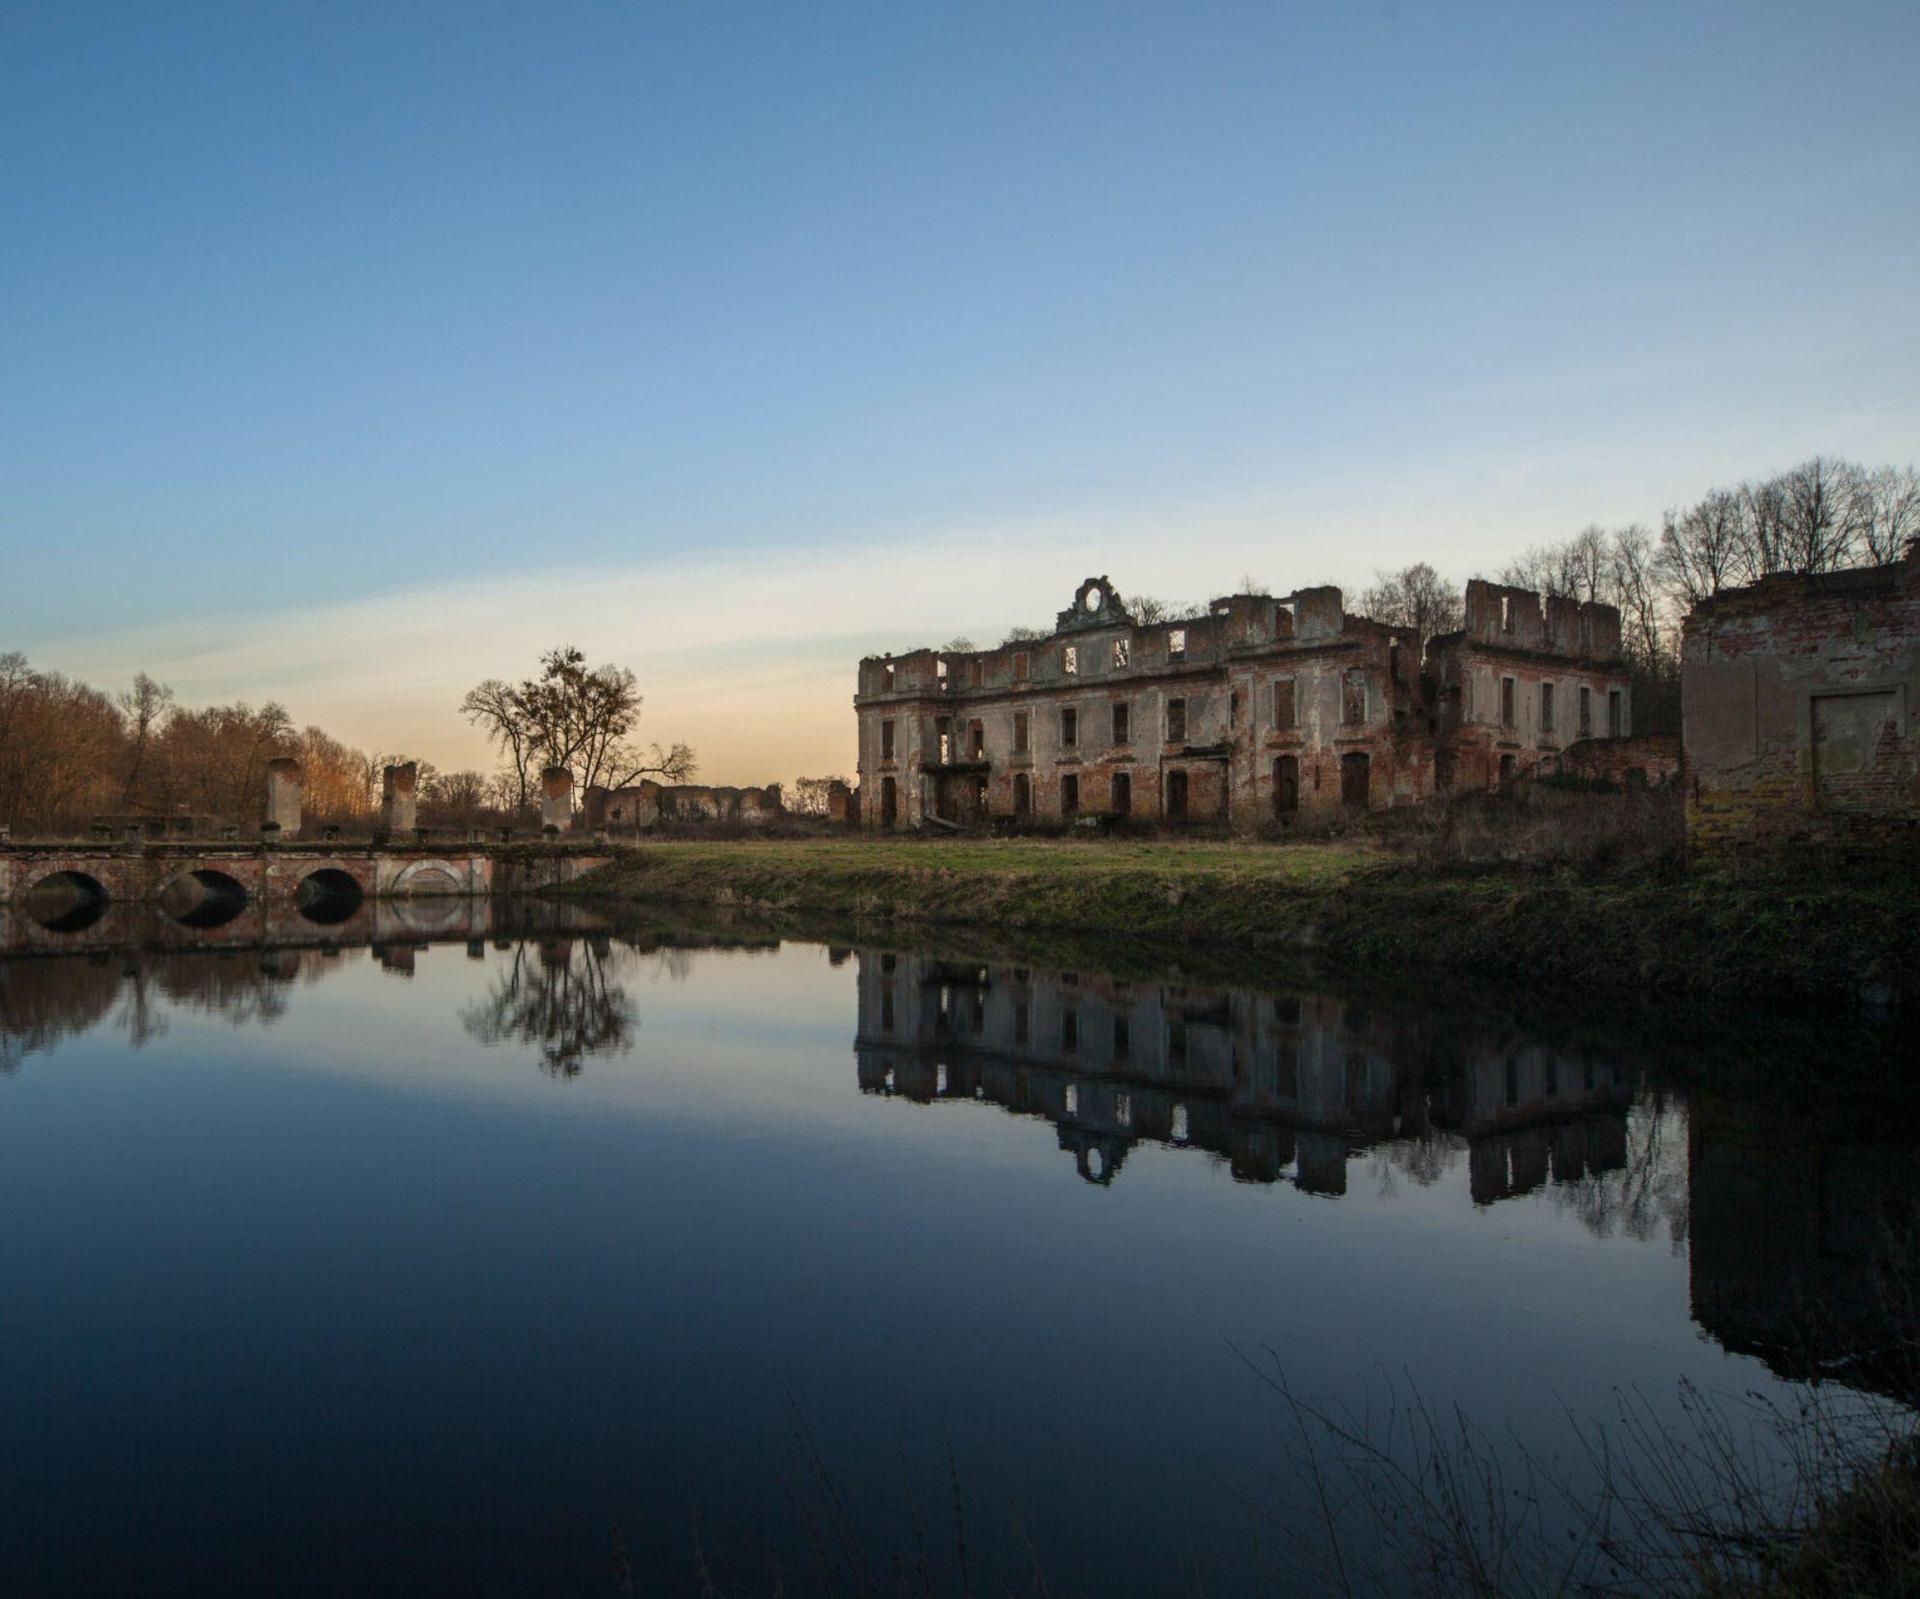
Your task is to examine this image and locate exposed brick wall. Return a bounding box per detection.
[1681,553,1920,860]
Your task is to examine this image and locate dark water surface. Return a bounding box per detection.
[1,899,1914,1596]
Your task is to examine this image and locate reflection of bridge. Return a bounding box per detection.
[0,840,613,938]
[854,951,1633,1198]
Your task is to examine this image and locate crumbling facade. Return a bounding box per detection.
[854,573,1636,829]
[1681,547,1919,858]
[1428,580,1632,792]
[854,577,1433,829]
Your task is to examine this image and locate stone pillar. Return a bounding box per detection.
[381,762,418,835]
[540,766,573,834]
[265,758,303,839]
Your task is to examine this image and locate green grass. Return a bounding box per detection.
[561,836,1918,1010]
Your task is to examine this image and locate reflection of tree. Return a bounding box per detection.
[461,938,636,1078]
[1,958,124,1071]
[1370,1128,1467,1197]
[1551,1098,1690,1250]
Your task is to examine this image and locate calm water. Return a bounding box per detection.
[1,897,1914,1596]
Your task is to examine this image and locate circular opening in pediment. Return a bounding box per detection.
[1084,586,1103,611]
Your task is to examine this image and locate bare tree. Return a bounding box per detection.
[1657,488,1745,606]
[462,647,695,804]
[1858,463,1920,566]
[116,672,174,803]
[1774,455,1865,575]
[1359,563,1463,646]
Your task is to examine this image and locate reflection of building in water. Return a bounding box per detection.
[853,952,1632,1200]
[1688,1094,1920,1401]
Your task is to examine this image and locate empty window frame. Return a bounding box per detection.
[1608,688,1623,737]
[1579,685,1592,735]
[1168,628,1187,661]
[1061,774,1079,815]
[1167,697,1187,743]
[968,719,985,758]
[880,719,896,760]
[1342,669,1367,726]
[882,661,896,690]
[1274,678,1296,731]
[1540,682,1555,735]
[1112,700,1130,743]
[1500,677,1516,728]
[1112,638,1130,668]
[1012,651,1030,682]
[1063,645,1078,675]
[1013,711,1030,753]
[1062,1007,1078,1052]
[1061,707,1077,747]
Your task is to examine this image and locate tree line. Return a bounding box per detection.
[0,644,697,838]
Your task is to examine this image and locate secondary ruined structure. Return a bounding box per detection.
[854,575,1630,829]
[582,781,784,832]
[1681,546,1919,858]
[1428,580,1633,791]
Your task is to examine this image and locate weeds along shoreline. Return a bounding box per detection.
[550,831,1918,1013]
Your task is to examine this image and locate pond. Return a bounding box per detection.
[1,899,1914,1596]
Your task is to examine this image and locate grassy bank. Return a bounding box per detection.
[561,838,1918,1009]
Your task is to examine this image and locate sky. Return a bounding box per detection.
[3,0,1917,785]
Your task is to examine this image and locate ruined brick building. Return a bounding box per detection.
[854,575,1631,828]
[1682,543,1919,858]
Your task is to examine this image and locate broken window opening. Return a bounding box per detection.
[1167,769,1189,819]
[880,984,895,1033]
[1061,707,1077,747]
[1115,1092,1133,1127]
[1274,678,1296,731]
[1340,751,1371,811]
[1113,638,1130,668]
[1579,685,1592,736]
[1062,1008,1078,1052]
[1168,627,1187,661]
[1112,701,1130,744]
[936,658,949,683]
[1113,1013,1130,1058]
[1111,770,1132,817]
[1342,669,1367,726]
[883,662,896,690]
[937,718,953,764]
[1063,645,1078,675]
[1389,640,1403,684]
[1167,697,1187,744]
[1013,711,1030,753]
[1013,651,1030,682]
[1500,595,1513,633]
[1012,772,1031,815]
[968,720,984,759]
[1064,1084,1078,1116]
[1273,754,1299,818]
[1500,677,1516,728]
[1540,682,1555,735]
[1230,690,1240,726]
[880,719,896,761]
[1061,774,1079,815]
[1607,688,1623,738]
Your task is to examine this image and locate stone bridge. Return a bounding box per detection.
[0,840,614,928]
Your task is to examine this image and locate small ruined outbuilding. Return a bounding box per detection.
[1682,544,1919,858]
[854,575,1632,829]
[581,780,788,832]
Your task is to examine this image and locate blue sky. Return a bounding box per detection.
[4,1,1916,781]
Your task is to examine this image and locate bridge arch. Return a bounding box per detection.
[158,868,251,929]
[294,867,365,926]
[23,870,111,933]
